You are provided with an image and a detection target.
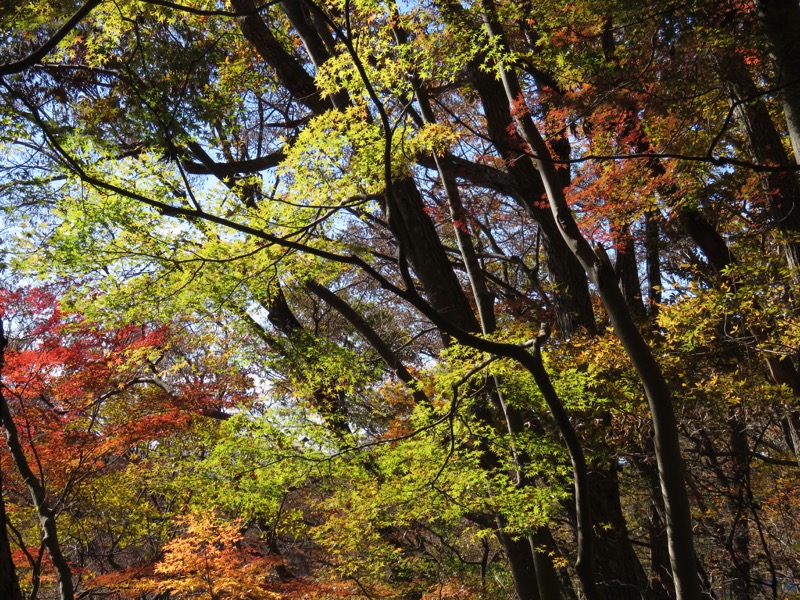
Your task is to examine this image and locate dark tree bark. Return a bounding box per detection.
[634,452,675,600]
[0,471,23,600]
[614,225,647,318]
[408,68,497,334]
[725,410,753,600]
[386,177,482,333]
[587,464,649,600]
[500,531,544,600]
[231,0,332,114]
[757,0,800,163]
[469,63,596,336]
[719,54,800,282]
[644,211,663,312]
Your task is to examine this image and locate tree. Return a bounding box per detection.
[0,330,23,600]
[0,286,257,599]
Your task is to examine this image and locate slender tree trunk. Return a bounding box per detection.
[503,342,596,600]
[499,531,544,600]
[413,86,571,599]
[466,49,596,336]
[644,211,663,313]
[529,526,578,600]
[408,78,496,333]
[492,380,570,600]
[635,452,675,599]
[726,409,753,600]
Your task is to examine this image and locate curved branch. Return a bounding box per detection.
[181,150,286,176]
[138,0,282,17]
[0,0,103,77]
[304,280,431,405]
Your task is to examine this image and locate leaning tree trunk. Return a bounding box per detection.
[457,7,653,596]
[469,58,596,337]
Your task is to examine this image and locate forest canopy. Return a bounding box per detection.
[1,1,800,599]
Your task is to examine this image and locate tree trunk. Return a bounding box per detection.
[644,211,663,312]
[480,6,701,595]
[726,409,753,600]
[468,54,596,336]
[235,0,482,335]
[757,0,800,163]
[718,53,800,282]
[588,465,649,600]
[614,224,647,318]
[411,82,497,333]
[0,471,23,600]
[499,531,544,600]
[529,526,575,600]
[635,452,675,599]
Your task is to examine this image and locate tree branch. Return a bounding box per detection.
[0,0,104,77]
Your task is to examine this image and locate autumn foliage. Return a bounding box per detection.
[2,0,800,599]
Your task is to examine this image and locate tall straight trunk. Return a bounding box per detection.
[529,526,578,600]
[644,211,663,313]
[412,85,566,598]
[757,0,800,163]
[499,531,543,600]
[498,342,596,600]
[725,409,753,600]
[588,465,648,600]
[634,452,675,599]
[614,224,646,317]
[469,397,559,600]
